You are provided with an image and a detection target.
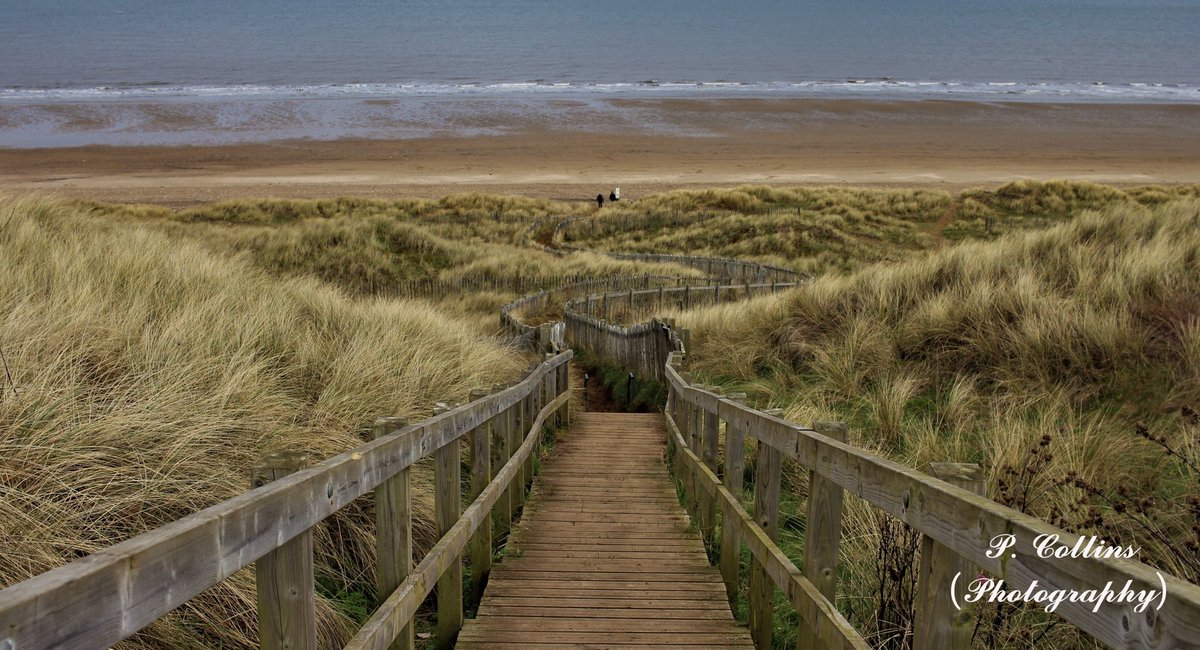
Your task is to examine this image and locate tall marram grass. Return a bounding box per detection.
[0,197,525,648]
[671,199,1200,647]
[84,197,699,306]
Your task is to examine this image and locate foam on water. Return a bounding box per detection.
[3,80,1200,103]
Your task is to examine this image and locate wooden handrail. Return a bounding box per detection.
[664,409,869,650]
[562,283,798,381]
[662,349,1200,649]
[346,388,572,650]
[0,352,573,650]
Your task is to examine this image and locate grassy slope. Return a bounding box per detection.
[0,197,525,648]
[561,182,1200,276]
[82,196,700,337]
[7,181,1200,648]
[670,199,1200,647]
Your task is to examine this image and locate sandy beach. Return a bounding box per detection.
[2,98,1198,206]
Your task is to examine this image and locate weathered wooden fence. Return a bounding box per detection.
[537,215,805,283]
[0,352,572,650]
[562,281,799,380]
[499,274,719,349]
[562,295,1200,649]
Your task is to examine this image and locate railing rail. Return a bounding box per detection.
[550,216,804,283]
[0,351,573,650]
[500,274,719,348]
[562,282,799,381]
[656,335,1200,649]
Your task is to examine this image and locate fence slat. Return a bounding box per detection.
[434,406,463,649]
[373,418,414,650]
[719,393,748,604]
[468,390,493,607]
[750,435,783,650]
[914,462,985,650]
[252,452,316,650]
[798,421,848,650]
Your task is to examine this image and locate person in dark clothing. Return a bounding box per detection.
[596,193,605,208]
[608,190,618,202]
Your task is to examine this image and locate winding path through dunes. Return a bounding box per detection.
[457,413,754,649]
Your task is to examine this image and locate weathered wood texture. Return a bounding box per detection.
[434,418,463,649]
[373,417,413,650]
[562,283,799,383]
[468,390,493,607]
[664,355,1200,650]
[665,411,868,650]
[457,413,754,649]
[914,462,985,650]
[798,421,848,650]
[346,389,572,650]
[0,353,571,650]
[252,452,317,650]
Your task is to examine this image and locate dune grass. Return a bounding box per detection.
[668,199,1200,647]
[81,197,699,314]
[6,180,1200,648]
[0,196,526,648]
[559,186,952,274]
[560,182,1200,277]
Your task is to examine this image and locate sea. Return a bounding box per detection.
[2,0,1199,146]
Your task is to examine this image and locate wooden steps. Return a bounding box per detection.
[457,412,753,649]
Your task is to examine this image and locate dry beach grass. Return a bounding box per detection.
[2,181,1199,647]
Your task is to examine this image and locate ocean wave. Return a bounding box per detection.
[2,80,1199,103]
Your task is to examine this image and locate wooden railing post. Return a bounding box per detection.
[682,386,699,519]
[700,388,722,544]
[719,393,748,603]
[512,393,526,510]
[433,404,463,649]
[252,451,316,650]
[750,424,783,650]
[798,421,848,650]
[557,359,569,425]
[493,385,516,538]
[522,385,536,491]
[468,390,492,607]
[373,417,413,650]
[914,463,985,650]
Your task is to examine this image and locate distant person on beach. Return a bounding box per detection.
[596,193,605,208]
[610,187,621,202]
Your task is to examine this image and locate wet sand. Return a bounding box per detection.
[1,98,1197,206]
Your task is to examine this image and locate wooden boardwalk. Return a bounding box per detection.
[457,412,754,649]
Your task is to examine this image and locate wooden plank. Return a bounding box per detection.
[458,643,752,650]
[0,352,572,650]
[457,630,756,646]
[720,393,748,603]
[482,596,732,608]
[433,410,463,649]
[477,605,734,620]
[749,437,782,650]
[494,389,514,538]
[914,463,985,650]
[252,452,316,650]
[700,393,721,542]
[468,389,492,607]
[373,417,413,650]
[461,413,752,649]
[798,421,848,650]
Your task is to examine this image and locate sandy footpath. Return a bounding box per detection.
[1,98,1198,206]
